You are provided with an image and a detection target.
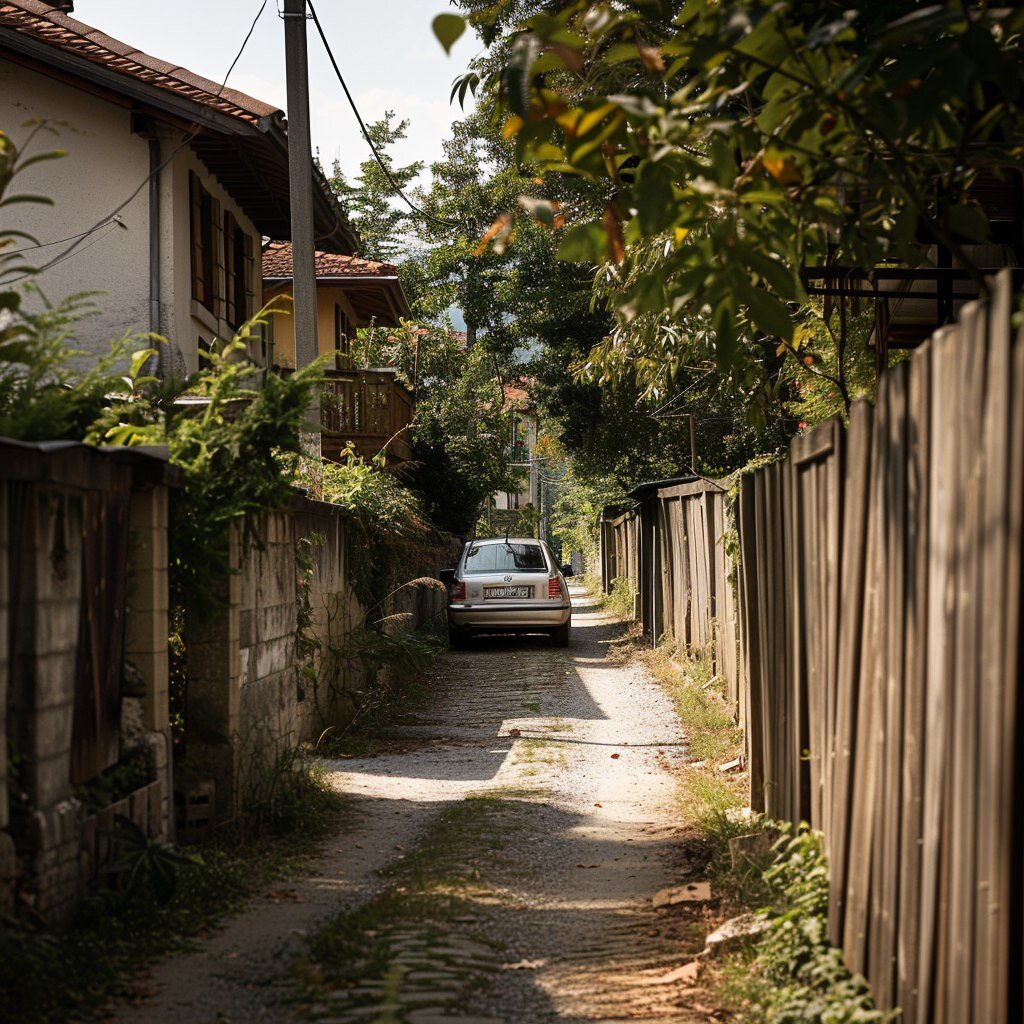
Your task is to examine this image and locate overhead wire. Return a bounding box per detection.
[305,0,462,231]
[5,0,270,284]
[5,220,120,256]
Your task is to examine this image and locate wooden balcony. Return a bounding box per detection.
[320,368,414,467]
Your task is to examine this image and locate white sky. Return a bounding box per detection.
[77,0,480,185]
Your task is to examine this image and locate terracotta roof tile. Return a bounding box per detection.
[262,240,398,279]
[0,1,279,125]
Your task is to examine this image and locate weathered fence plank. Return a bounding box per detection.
[597,273,1022,1021]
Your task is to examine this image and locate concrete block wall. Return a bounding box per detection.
[0,482,11,913]
[236,510,302,803]
[123,485,173,842]
[0,482,8,836]
[180,524,243,825]
[293,505,368,744]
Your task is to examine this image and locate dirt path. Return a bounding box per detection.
[110,588,719,1024]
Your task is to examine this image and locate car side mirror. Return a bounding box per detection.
[560,563,574,578]
[439,568,456,587]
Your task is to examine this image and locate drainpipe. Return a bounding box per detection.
[148,136,163,376]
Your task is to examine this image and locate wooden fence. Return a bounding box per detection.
[600,270,1024,1022]
[599,480,743,715]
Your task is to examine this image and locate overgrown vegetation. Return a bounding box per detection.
[0,769,345,1024]
[721,830,893,1023]
[650,645,887,1021]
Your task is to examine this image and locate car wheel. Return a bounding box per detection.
[551,621,570,647]
[448,623,471,649]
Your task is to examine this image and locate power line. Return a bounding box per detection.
[305,0,461,231]
[6,0,270,284]
[5,220,119,256]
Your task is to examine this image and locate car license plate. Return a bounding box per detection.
[484,585,532,599]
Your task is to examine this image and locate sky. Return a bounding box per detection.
[79,0,480,186]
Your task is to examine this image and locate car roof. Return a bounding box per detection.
[467,537,543,546]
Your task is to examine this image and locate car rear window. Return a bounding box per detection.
[463,543,548,574]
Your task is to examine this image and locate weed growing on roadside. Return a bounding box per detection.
[601,576,636,620]
[0,754,347,1024]
[719,830,894,1023]
[645,642,745,816]
[239,745,345,841]
[0,850,247,1024]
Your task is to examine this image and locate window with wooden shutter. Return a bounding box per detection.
[190,172,221,316]
[189,172,208,307]
[224,212,255,329]
[211,194,224,321]
[242,231,254,322]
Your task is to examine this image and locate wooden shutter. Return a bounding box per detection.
[212,195,224,321]
[189,172,206,305]
[242,231,254,322]
[224,212,237,327]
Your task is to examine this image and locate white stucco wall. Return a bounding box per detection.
[166,148,262,375]
[0,59,151,359]
[1,58,263,375]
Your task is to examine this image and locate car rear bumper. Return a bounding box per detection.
[448,603,571,629]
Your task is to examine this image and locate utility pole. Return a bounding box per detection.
[283,0,320,450]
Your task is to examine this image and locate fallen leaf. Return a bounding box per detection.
[594,802,603,808]
[653,881,713,907]
[611,752,621,759]
[503,958,546,970]
[509,728,522,737]
[652,961,701,985]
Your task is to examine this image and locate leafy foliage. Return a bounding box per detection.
[322,443,427,537]
[0,289,156,442]
[442,1,1024,392]
[101,816,202,907]
[91,320,323,610]
[736,829,892,1022]
[328,112,424,266]
[355,323,521,537]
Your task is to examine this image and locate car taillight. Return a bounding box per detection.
[450,580,466,601]
[548,576,563,598]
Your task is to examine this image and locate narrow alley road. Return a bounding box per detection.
[110,588,719,1024]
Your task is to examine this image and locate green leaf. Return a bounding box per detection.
[745,249,797,303]
[743,284,794,341]
[432,14,466,55]
[631,161,676,234]
[505,32,542,118]
[555,221,607,264]
[128,347,158,380]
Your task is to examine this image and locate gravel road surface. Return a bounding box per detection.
[107,587,720,1024]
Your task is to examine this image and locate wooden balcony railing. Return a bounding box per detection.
[320,368,414,467]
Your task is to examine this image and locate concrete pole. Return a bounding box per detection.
[282,0,321,450]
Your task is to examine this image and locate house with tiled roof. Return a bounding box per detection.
[486,379,541,526]
[261,240,410,368]
[0,0,357,373]
[261,239,416,466]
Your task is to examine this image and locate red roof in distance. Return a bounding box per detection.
[262,240,398,280]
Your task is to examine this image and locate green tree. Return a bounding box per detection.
[329,112,424,265]
[439,1,1024,396]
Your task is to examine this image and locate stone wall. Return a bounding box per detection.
[0,442,457,915]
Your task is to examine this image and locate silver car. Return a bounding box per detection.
[443,537,572,648]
